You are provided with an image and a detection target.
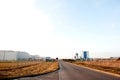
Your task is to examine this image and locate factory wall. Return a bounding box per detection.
[0,51,4,60]
[0,50,41,61]
[0,51,17,60]
[16,51,30,60]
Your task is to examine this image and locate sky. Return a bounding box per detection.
[0,0,120,58]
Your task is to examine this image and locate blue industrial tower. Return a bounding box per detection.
[83,51,89,60]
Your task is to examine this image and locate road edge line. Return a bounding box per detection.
[58,60,63,80]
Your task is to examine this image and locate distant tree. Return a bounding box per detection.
[56,57,58,60]
[117,57,120,60]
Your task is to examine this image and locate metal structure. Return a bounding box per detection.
[83,51,89,60]
[76,53,79,59]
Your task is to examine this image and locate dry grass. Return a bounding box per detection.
[72,60,120,75]
[0,61,40,70]
[0,61,59,79]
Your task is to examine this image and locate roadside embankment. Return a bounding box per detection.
[63,59,120,75]
[0,61,59,79]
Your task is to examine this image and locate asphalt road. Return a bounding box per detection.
[59,61,120,80]
[18,70,59,80]
[18,61,120,80]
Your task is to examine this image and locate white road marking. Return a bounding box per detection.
[59,61,63,80]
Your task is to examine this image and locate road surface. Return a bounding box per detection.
[18,61,120,80]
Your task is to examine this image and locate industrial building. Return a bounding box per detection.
[16,51,30,60]
[83,51,89,60]
[0,50,17,60]
[74,51,89,61]
[30,55,41,60]
[0,50,31,61]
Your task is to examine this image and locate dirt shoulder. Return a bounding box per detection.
[66,60,120,75]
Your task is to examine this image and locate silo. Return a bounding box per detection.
[83,51,89,60]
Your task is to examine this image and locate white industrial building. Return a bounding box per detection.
[0,50,31,61]
[16,51,30,60]
[0,50,17,60]
[30,55,41,60]
[42,57,53,61]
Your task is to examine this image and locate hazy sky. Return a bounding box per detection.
[0,0,120,58]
